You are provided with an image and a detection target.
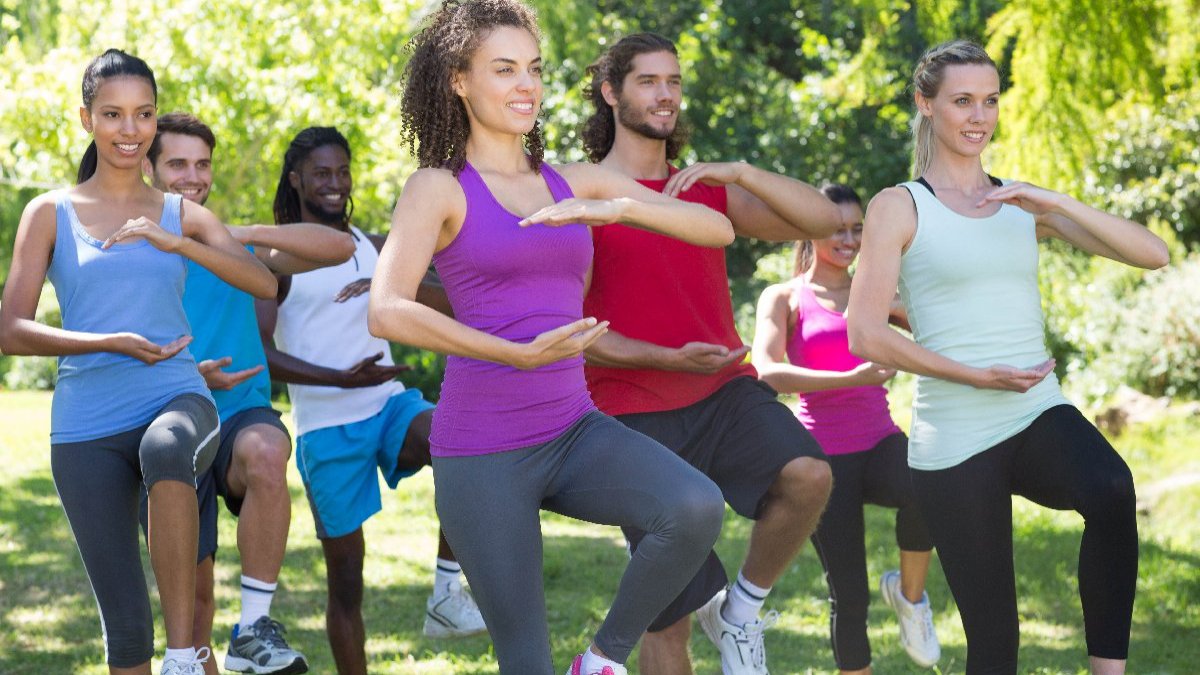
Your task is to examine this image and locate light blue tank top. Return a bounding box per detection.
[898,180,1070,470]
[47,191,211,444]
[183,252,272,422]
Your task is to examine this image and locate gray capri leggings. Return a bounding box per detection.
[432,411,725,674]
[51,393,219,667]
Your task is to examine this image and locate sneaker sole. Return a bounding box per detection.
[880,572,940,669]
[422,617,488,639]
[223,655,308,675]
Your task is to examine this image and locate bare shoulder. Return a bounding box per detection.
[402,167,460,193]
[552,161,610,196]
[400,168,465,210]
[17,192,63,242]
[864,186,917,243]
[179,196,221,226]
[758,281,794,308]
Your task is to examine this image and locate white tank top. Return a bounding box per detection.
[274,225,403,436]
[898,180,1070,470]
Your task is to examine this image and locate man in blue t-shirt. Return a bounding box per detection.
[141,112,355,675]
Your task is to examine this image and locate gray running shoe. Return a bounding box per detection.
[224,615,308,674]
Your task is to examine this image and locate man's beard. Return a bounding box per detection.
[616,97,676,141]
[303,198,348,225]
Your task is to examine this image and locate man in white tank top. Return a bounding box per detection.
[254,128,483,675]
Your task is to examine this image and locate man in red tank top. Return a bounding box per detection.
[580,34,842,675]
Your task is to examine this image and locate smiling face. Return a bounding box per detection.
[608,50,682,141]
[813,201,864,270]
[917,63,1000,162]
[145,132,213,204]
[79,76,157,173]
[454,25,543,138]
[290,144,351,225]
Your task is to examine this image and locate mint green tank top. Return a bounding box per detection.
[897,180,1070,470]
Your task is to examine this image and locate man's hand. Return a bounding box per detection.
[337,352,410,388]
[197,356,264,391]
[666,342,749,374]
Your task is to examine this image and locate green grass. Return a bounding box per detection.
[1,390,1198,673]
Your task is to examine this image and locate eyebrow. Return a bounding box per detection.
[949,91,1001,97]
[490,57,542,65]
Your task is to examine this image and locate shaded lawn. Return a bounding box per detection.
[1,390,1197,673]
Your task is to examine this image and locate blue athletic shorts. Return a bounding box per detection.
[296,389,434,539]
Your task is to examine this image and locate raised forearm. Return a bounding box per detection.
[244,224,356,266]
[737,165,841,239]
[262,344,349,386]
[1053,198,1169,269]
[178,237,277,298]
[616,198,734,248]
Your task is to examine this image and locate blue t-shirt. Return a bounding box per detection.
[182,249,272,422]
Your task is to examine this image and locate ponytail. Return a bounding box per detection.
[76,141,99,184]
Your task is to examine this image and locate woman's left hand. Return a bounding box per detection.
[976,181,1068,217]
[518,198,628,228]
[102,216,185,251]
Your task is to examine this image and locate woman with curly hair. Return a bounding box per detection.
[367,2,735,674]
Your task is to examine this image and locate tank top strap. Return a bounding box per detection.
[160,192,184,236]
[539,163,576,202]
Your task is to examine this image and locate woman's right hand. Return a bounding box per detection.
[972,359,1055,392]
[108,333,193,364]
[850,361,897,386]
[510,318,610,370]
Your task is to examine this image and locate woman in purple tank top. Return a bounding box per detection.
[367,2,733,674]
[0,51,275,674]
[752,184,940,673]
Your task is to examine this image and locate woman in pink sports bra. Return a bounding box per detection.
[752,184,941,673]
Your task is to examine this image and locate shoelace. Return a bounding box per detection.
[163,647,211,673]
[914,602,936,642]
[746,610,779,668]
[251,617,290,649]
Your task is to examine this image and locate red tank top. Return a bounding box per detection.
[584,172,755,416]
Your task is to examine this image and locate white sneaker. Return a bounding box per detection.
[161,647,210,675]
[695,588,778,674]
[424,581,488,638]
[880,570,941,668]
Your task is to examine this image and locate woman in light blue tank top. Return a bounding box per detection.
[367,3,734,674]
[0,51,276,675]
[846,41,1168,674]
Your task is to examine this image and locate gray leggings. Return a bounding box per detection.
[432,411,724,674]
[51,393,219,667]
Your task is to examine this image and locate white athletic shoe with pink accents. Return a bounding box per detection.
[564,653,626,675]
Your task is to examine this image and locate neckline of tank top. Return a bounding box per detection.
[463,161,566,222]
[911,175,1007,222]
[794,278,848,318]
[61,190,172,251]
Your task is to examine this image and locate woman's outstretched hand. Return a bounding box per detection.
[510,317,610,370]
[108,333,192,365]
[518,198,629,228]
[972,358,1056,392]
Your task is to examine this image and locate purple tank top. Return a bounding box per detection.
[786,281,900,455]
[429,162,597,457]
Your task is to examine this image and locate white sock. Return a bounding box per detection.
[164,646,197,663]
[722,570,771,627]
[239,575,277,629]
[582,645,627,675]
[434,558,463,597]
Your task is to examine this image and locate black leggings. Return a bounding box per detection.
[810,432,932,670]
[911,405,1137,674]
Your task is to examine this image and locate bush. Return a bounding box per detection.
[1078,254,1200,400]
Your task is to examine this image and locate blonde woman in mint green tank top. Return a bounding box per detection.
[846,41,1167,675]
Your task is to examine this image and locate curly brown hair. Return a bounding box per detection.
[581,32,689,164]
[401,0,545,176]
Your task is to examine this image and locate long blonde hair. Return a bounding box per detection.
[911,40,998,177]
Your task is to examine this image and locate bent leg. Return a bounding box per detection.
[811,453,872,671]
[223,412,293,584]
[543,413,725,663]
[1010,406,1137,662]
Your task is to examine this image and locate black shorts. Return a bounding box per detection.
[139,406,289,561]
[616,375,826,631]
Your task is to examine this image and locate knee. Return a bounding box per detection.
[666,478,725,550]
[770,457,832,511]
[644,616,690,646]
[237,436,290,492]
[325,555,365,610]
[1082,462,1136,521]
